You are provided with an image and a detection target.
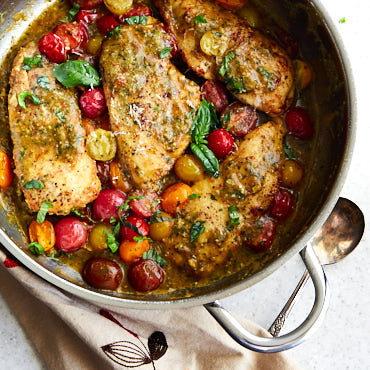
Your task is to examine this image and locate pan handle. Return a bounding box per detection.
[204,243,329,353]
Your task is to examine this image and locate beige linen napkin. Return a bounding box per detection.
[0,248,301,370]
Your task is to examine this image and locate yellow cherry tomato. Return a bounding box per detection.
[149,212,173,241]
[29,220,55,252]
[294,60,313,90]
[86,34,105,55]
[87,223,113,251]
[200,30,229,57]
[161,183,192,215]
[174,154,204,183]
[281,160,304,188]
[86,128,117,161]
[103,0,133,15]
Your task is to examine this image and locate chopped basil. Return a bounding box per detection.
[339,17,346,24]
[257,67,275,91]
[142,249,166,267]
[154,106,161,111]
[23,180,44,190]
[71,208,98,224]
[222,111,231,125]
[228,205,240,226]
[160,47,172,59]
[29,242,44,256]
[224,76,247,94]
[37,75,50,90]
[194,15,207,24]
[52,60,100,88]
[110,216,117,224]
[106,25,122,38]
[17,92,41,109]
[188,193,200,200]
[113,222,120,237]
[283,143,296,160]
[61,2,80,23]
[104,231,119,253]
[190,221,205,243]
[125,15,148,25]
[22,55,42,70]
[118,195,145,219]
[133,236,152,243]
[149,210,171,224]
[124,221,143,236]
[56,109,66,122]
[37,201,53,224]
[219,51,235,77]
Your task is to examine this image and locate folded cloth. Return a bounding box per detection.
[0,248,301,370]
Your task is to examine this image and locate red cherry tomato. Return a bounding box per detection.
[207,128,234,158]
[54,22,82,51]
[162,25,179,57]
[245,218,276,252]
[120,3,151,19]
[285,107,314,140]
[201,80,229,113]
[80,88,107,119]
[78,23,89,49]
[76,9,98,24]
[129,190,159,218]
[93,189,127,222]
[96,161,111,189]
[269,188,295,221]
[128,259,165,292]
[39,33,66,63]
[120,215,149,240]
[74,0,103,10]
[96,15,119,35]
[54,217,87,252]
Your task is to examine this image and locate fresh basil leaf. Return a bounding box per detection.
[29,242,44,256]
[228,205,240,226]
[191,143,220,178]
[190,221,205,243]
[142,249,166,267]
[61,2,80,23]
[194,15,207,24]
[283,143,296,160]
[56,109,66,122]
[124,221,143,236]
[37,201,53,224]
[160,47,172,59]
[149,210,172,224]
[113,222,121,237]
[222,111,231,125]
[22,55,42,70]
[18,92,41,109]
[110,216,117,224]
[188,193,200,200]
[224,75,247,94]
[106,25,122,38]
[71,207,98,224]
[37,75,50,90]
[125,15,148,25]
[133,236,152,243]
[52,60,100,88]
[104,231,119,253]
[23,180,44,190]
[219,51,235,77]
[187,108,196,119]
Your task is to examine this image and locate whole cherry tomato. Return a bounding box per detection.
[54,22,82,51]
[285,107,314,140]
[76,9,98,24]
[129,190,159,218]
[245,217,276,252]
[93,189,127,222]
[269,188,295,221]
[207,128,234,158]
[80,88,107,119]
[120,215,149,240]
[201,80,229,113]
[128,259,165,292]
[96,14,119,35]
[0,151,13,189]
[74,0,103,10]
[119,3,151,19]
[54,217,87,252]
[39,33,66,63]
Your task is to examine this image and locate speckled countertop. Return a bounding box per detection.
[1,0,369,369]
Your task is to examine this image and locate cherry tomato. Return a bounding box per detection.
[220,102,258,137]
[120,215,149,240]
[78,23,89,49]
[119,239,150,263]
[0,151,13,189]
[96,161,111,189]
[281,160,304,188]
[207,128,234,158]
[82,257,123,290]
[29,220,55,252]
[76,9,98,24]
[162,25,179,57]
[200,30,228,57]
[269,188,295,221]
[245,218,276,252]
[161,183,192,215]
[294,60,313,90]
[88,223,113,251]
[80,88,107,119]
[149,212,173,241]
[215,0,246,9]
[285,107,314,140]
[200,80,228,113]
[174,154,204,183]
[54,22,82,51]
[128,259,165,292]
[119,3,151,19]
[86,34,105,55]
[109,161,132,192]
[104,0,132,15]
[93,189,127,222]
[129,190,159,218]
[54,217,87,252]
[96,14,119,35]
[74,0,103,10]
[39,33,66,63]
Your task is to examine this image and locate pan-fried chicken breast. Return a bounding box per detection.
[100,17,201,190]
[155,0,294,115]
[164,120,285,277]
[8,42,100,214]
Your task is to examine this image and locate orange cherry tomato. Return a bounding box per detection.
[161,183,192,215]
[0,150,14,189]
[109,161,132,192]
[29,220,56,252]
[215,0,246,9]
[81,118,96,136]
[119,239,150,264]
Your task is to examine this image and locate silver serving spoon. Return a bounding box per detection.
[268,197,365,337]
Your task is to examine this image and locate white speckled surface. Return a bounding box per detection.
[1,0,369,369]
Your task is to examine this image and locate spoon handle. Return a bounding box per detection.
[268,269,310,337]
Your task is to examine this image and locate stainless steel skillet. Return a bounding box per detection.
[0,0,356,352]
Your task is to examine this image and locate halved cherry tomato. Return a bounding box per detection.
[74,0,103,10]
[245,218,276,252]
[161,183,192,215]
[119,239,150,263]
[201,80,229,113]
[78,23,89,49]
[80,88,107,119]
[120,215,149,240]
[93,189,127,222]
[0,151,13,189]
[215,0,247,9]
[109,161,132,192]
[76,9,98,24]
[163,25,179,57]
[54,217,87,252]
[54,22,83,51]
[39,33,66,63]
[96,161,111,189]
[285,107,314,140]
[128,258,165,292]
[269,188,295,221]
[207,128,234,158]
[119,3,151,20]
[29,220,55,252]
[96,14,119,35]
[129,190,159,218]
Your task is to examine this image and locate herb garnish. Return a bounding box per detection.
[117,196,145,222]
[133,236,152,243]
[37,75,50,90]
[160,47,172,59]
[188,193,200,200]
[106,25,122,38]
[61,2,80,23]
[125,15,148,25]
[37,201,53,224]
[22,55,42,70]
[228,205,240,226]
[142,249,166,267]
[18,92,41,109]
[224,76,247,94]
[124,221,143,236]
[219,51,235,77]
[222,111,231,125]
[104,230,119,253]
[339,17,346,24]
[23,180,44,190]
[190,221,205,243]
[149,210,171,224]
[71,208,98,224]
[283,143,296,160]
[194,15,207,24]
[29,242,44,256]
[56,109,66,122]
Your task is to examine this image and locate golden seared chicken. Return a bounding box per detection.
[100,18,201,190]
[155,0,294,115]
[8,42,100,214]
[164,120,285,276]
